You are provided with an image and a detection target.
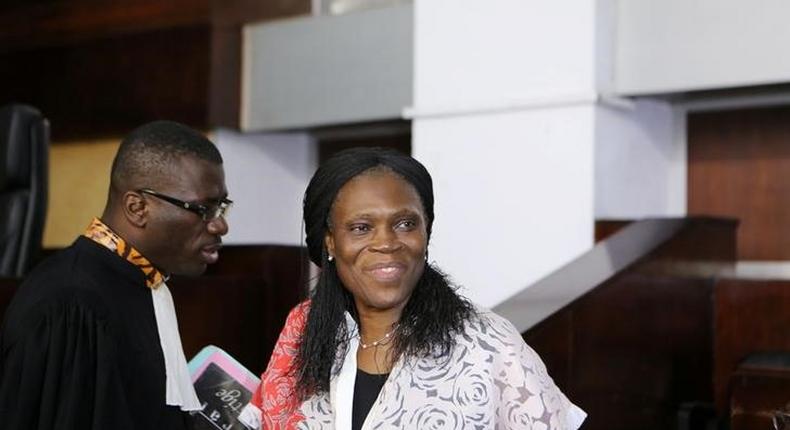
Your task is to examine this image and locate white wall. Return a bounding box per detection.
[215,129,317,245]
[616,0,790,94]
[232,0,697,307]
[412,0,596,115]
[411,0,597,308]
[594,0,686,220]
[414,107,595,308]
[243,4,413,131]
[594,0,617,94]
[594,99,686,219]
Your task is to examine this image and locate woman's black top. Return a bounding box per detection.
[351,368,389,430]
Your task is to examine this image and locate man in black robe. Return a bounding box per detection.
[0,120,232,429]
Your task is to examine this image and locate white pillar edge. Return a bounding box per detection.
[403,92,636,120]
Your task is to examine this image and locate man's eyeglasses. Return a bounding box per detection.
[138,188,233,222]
[774,408,790,430]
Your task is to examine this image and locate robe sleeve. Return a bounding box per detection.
[0,299,134,430]
[240,300,310,430]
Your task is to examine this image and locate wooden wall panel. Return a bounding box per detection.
[0,24,212,140]
[594,220,631,243]
[208,26,242,128]
[0,0,211,52]
[314,120,412,163]
[0,0,311,137]
[526,274,714,430]
[523,218,737,430]
[172,245,308,372]
[713,279,790,413]
[210,0,311,26]
[688,106,790,260]
[729,356,790,430]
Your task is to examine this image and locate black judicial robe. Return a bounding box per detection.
[0,237,192,429]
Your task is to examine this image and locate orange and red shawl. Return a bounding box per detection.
[245,301,310,429]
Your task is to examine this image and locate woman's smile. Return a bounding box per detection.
[365,262,407,282]
[325,170,428,313]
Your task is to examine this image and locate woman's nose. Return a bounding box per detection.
[370,228,401,252]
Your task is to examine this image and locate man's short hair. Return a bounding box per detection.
[110,120,222,192]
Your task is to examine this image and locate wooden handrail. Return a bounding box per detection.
[494,218,688,333]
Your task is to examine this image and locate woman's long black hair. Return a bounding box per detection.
[295,147,476,399]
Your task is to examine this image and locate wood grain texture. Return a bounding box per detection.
[0,0,211,52]
[594,220,632,243]
[524,218,737,430]
[688,106,790,260]
[526,274,714,430]
[729,358,790,430]
[210,0,311,26]
[170,245,308,373]
[713,279,790,414]
[0,24,212,140]
[0,0,311,136]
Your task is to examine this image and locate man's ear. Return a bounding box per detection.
[324,230,336,261]
[123,191,148,227]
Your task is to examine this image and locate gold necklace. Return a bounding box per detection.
[359,324,399,350]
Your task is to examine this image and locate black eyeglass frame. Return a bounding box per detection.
[137,188,233,221]
[774,410,790,430]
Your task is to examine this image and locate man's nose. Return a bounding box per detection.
[207,215,229,236]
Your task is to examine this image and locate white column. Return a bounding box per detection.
[410,0,597,307]
[594,100,686,219]
[214,129,317,245]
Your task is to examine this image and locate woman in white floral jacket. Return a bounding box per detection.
[241,147,586,430]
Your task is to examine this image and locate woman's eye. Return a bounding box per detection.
[395,219,416,230]
[349,224,371,234]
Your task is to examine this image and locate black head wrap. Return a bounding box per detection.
[303,147,434,267]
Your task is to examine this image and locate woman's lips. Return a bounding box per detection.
[366,263,406,282]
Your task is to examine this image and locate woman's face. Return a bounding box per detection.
[325,170,428,315]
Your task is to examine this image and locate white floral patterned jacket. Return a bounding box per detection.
[296,307,586,430]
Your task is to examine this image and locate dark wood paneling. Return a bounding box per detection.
[594,220,632,243]
[713,279,790,413]
[0,0,211,52]
[210,0,311,26]
[202,244,308,279]
[729,354,790,430]
[649,217,738,262]
[314,120,412,163]
[0,25,212,140]
[576,274,714,430]
[524,218,738,430]
[526,274,714,430]
[688,106,790,260]
[208,26,242,129]
[0,0,311,136]
[160,245,308,373]
[521,310,574,389]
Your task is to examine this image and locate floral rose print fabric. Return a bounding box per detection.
[245,303,586,430]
